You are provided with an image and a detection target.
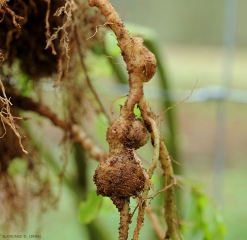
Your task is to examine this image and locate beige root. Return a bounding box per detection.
[88,0,156,111]
[0,3,24,28]
[160,140,181,240]
[88,0,181,239]
[0,79,28,154]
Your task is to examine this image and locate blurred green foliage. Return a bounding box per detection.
[7,157,27,176]
[181,183,226,240]
[78,191,103,224]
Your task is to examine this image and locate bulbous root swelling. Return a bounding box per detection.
[90,0,156,237]
[94,149,145,211]
[107,115,149,151]
[89,0,180,239]
[88,0,157,101]
[94,115,150,211]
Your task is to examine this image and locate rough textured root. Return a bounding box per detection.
[107,115,149,152]
[88,0,158,239]
[119,200,131,240]
[93,149,145,211]
[88,1,181,240]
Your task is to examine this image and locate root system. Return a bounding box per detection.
[89,0,181,239]
[0,0,104,79]
[0,0,106,232]
[0,0,181,239]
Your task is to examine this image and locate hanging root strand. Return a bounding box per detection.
[0,80,28,154]
[0,3,24,27]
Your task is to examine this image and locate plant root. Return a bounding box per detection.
[160,140,182,240]
[0,79,27,154]
[88,0,181,239]
[119,199,131,240]
[4,90,108,162]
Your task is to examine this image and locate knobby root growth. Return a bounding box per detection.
[88,0,181,239]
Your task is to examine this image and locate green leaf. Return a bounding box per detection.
[78,191,103,224]
[7,157,27,176]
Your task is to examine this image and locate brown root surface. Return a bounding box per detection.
[121,40,157,83]
[93,149,145,210]
[107,116,149,151]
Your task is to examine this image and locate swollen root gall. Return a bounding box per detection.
[139,45,157,82]
[93,149,145,211]
[107,116,149,151]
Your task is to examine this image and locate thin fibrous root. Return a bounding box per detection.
[0,80,28,154]
[1,4,24,27]
[86,22,113,40]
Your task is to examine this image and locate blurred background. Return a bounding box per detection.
[2,0,246,239]
[106,0,247,239]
